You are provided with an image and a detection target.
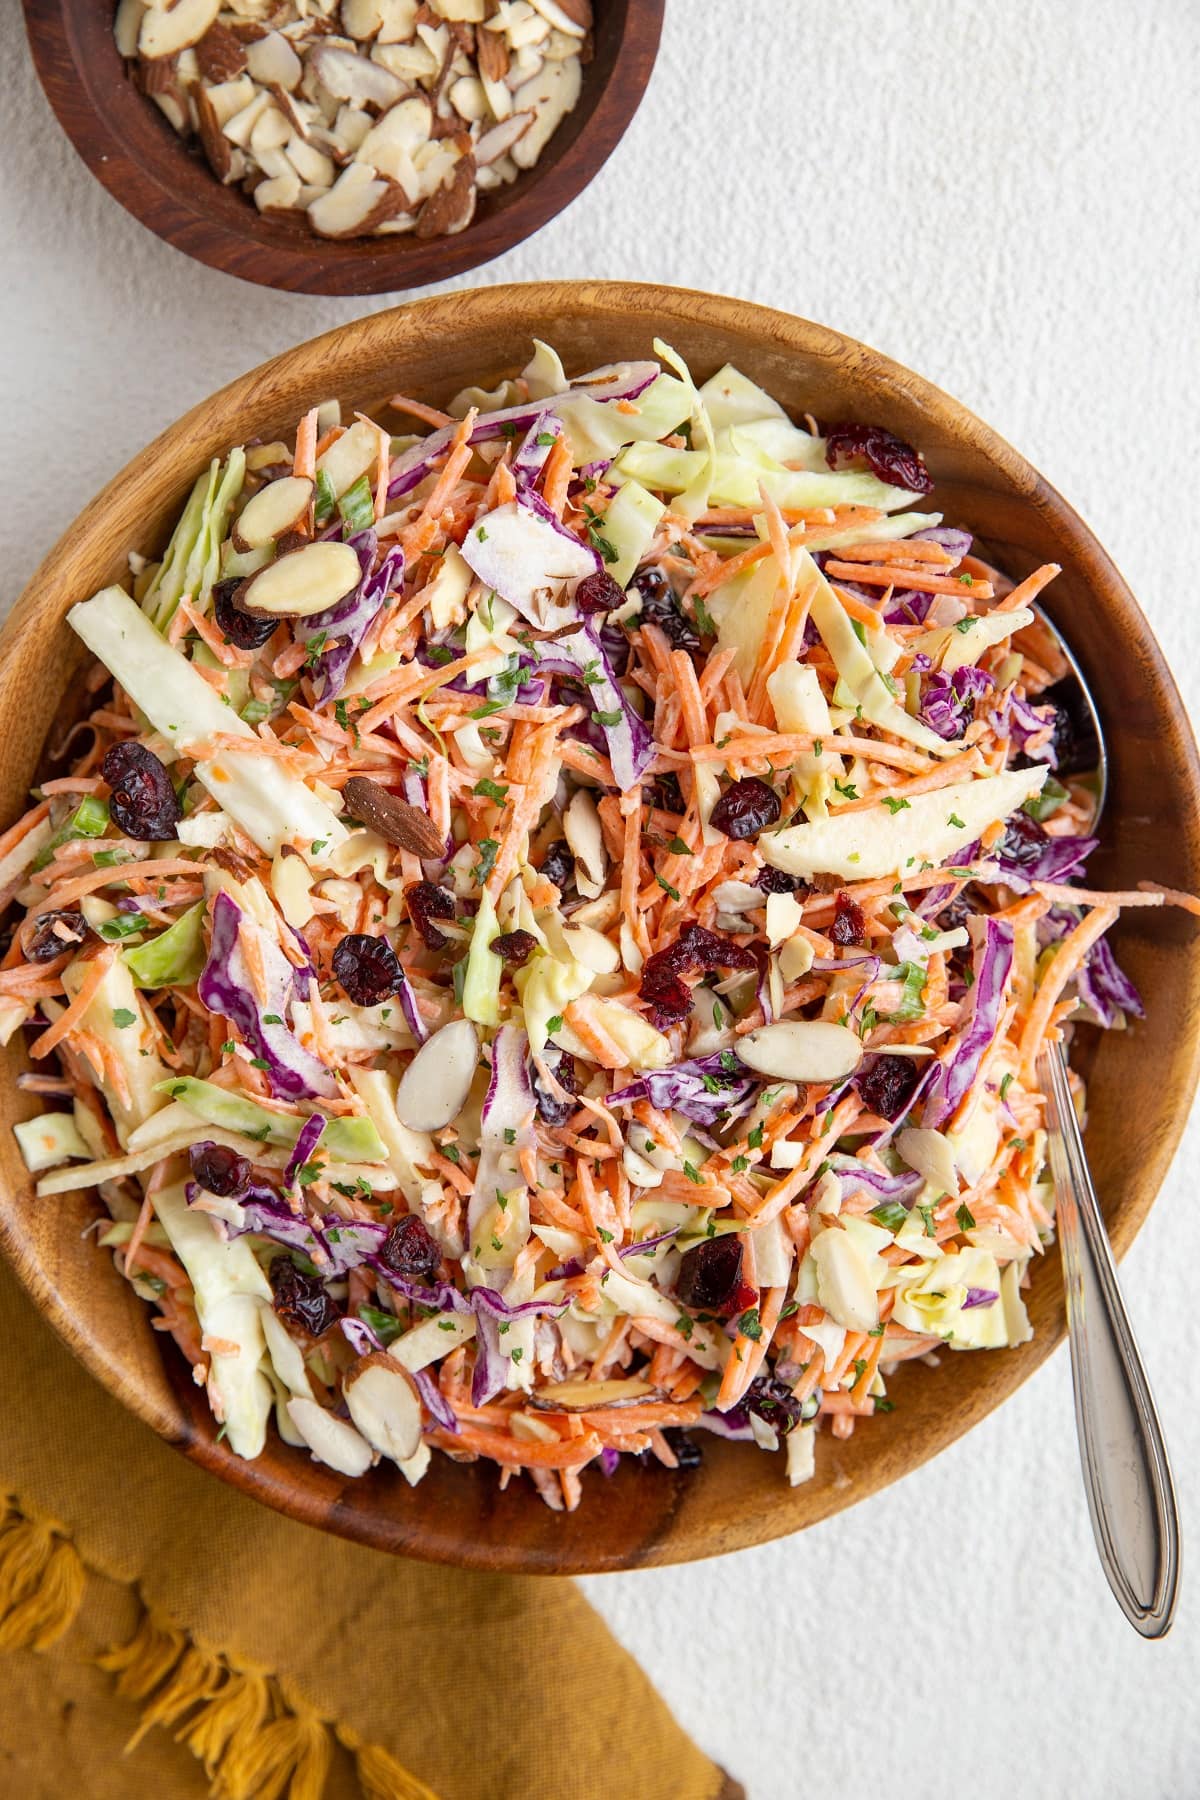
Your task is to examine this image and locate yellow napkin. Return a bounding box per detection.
[0,1253,741,1800]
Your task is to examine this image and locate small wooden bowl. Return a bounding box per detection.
[3,283,1198,1573]
[21,3,664,296]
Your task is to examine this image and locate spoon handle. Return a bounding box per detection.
[1040,1041,1181,1636]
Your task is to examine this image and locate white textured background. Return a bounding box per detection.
[5,2,1200,1796]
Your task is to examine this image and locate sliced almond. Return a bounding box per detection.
[250,102,292,156]
[245,29,302,90]
[236,539,362,618]
[344,1353,423,1462]
[222,89,273,148]
[309,43,406,109]
[395,1018,479,1133]
[286,134,335,187]
[195,82,234,181]
[564,787,606,899]
[737,1020,864,1086]
[114,0,146,59]
[415,148,475,236]
[341,0,387,36]
[307,163,412,237]
[137,50,181,99]
[428,0,486,20]
[510,52,580,169]
[448,74,488,120]
[232,476,313,551]
[474,110,532,165]
[254,171,303,214]
[354,94,432,182]
[268,81,311,141]
[245,440,292,474]
[475,21,509,82]
[342,778,447,857]
[529,1376,655,1412]
[286,1398,374,1476]
[195,20,247,81]
[139,0,221,59]
[528,0,590,34]
[205,73,256,128]
[378,0,422,43]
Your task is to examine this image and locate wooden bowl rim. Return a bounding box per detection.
[21,1,665,296]
[3,280,1198,1572]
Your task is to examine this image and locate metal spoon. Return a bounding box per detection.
[1028,604,1180,1636]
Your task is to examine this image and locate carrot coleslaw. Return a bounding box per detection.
[5,341,1191,1508]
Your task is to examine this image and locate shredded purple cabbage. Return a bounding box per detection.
[300,536,404,705]
[413,1366,459,1433]
[923,918,1015,1130]
[608,1050,756,1127]
[283,1112,326,1187]
[198,892,336,1101]
[918,665,994,741]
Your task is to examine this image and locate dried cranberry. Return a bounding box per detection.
[830,891,867,947]
[996,810,1049,873]
[269,1256,338,1337]
[490,929,536,966]
[675,923,756,972]
[854,1053,921,1121]
[405,880,455,951]
[638,954,694,1024]
[189,1141,251,1198]
[638,924,757,1024]
[1034,678,1100,779]
[25,909,91,962]
[332,932,401,1006]
[643,771,685,817]
[101,742,180,841]
[710,777,781,841]
[538,838,574,893]
[675,1234,744,1310]
[934,894,972,933]
[632,567,700,652]
[745,1374,803,1436]
[824,422,934,496]
[379,1213,440,1281]
[663,1427,703,1470]
[755,866,809,896]
[574,570,624,616]
[532,1050,580,1126]
[212,578,278,651]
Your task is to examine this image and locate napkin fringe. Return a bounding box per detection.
[0,1491,86,1651]
[0,1494,438,1800]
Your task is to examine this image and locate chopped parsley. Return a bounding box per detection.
[882,796,911,814]
[655,873,681,901]
[739,1307,762,1342]
[111,1008,137,1029]
[471,838,499,884]
[956,1202,976,1232]
[581,502,618,564]
[473,777,509,802]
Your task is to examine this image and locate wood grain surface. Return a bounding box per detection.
[2,282,1197,1573]
[20,2,664,295]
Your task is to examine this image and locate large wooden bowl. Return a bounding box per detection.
[21,2,664,296]
[3,283,1197,1573]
